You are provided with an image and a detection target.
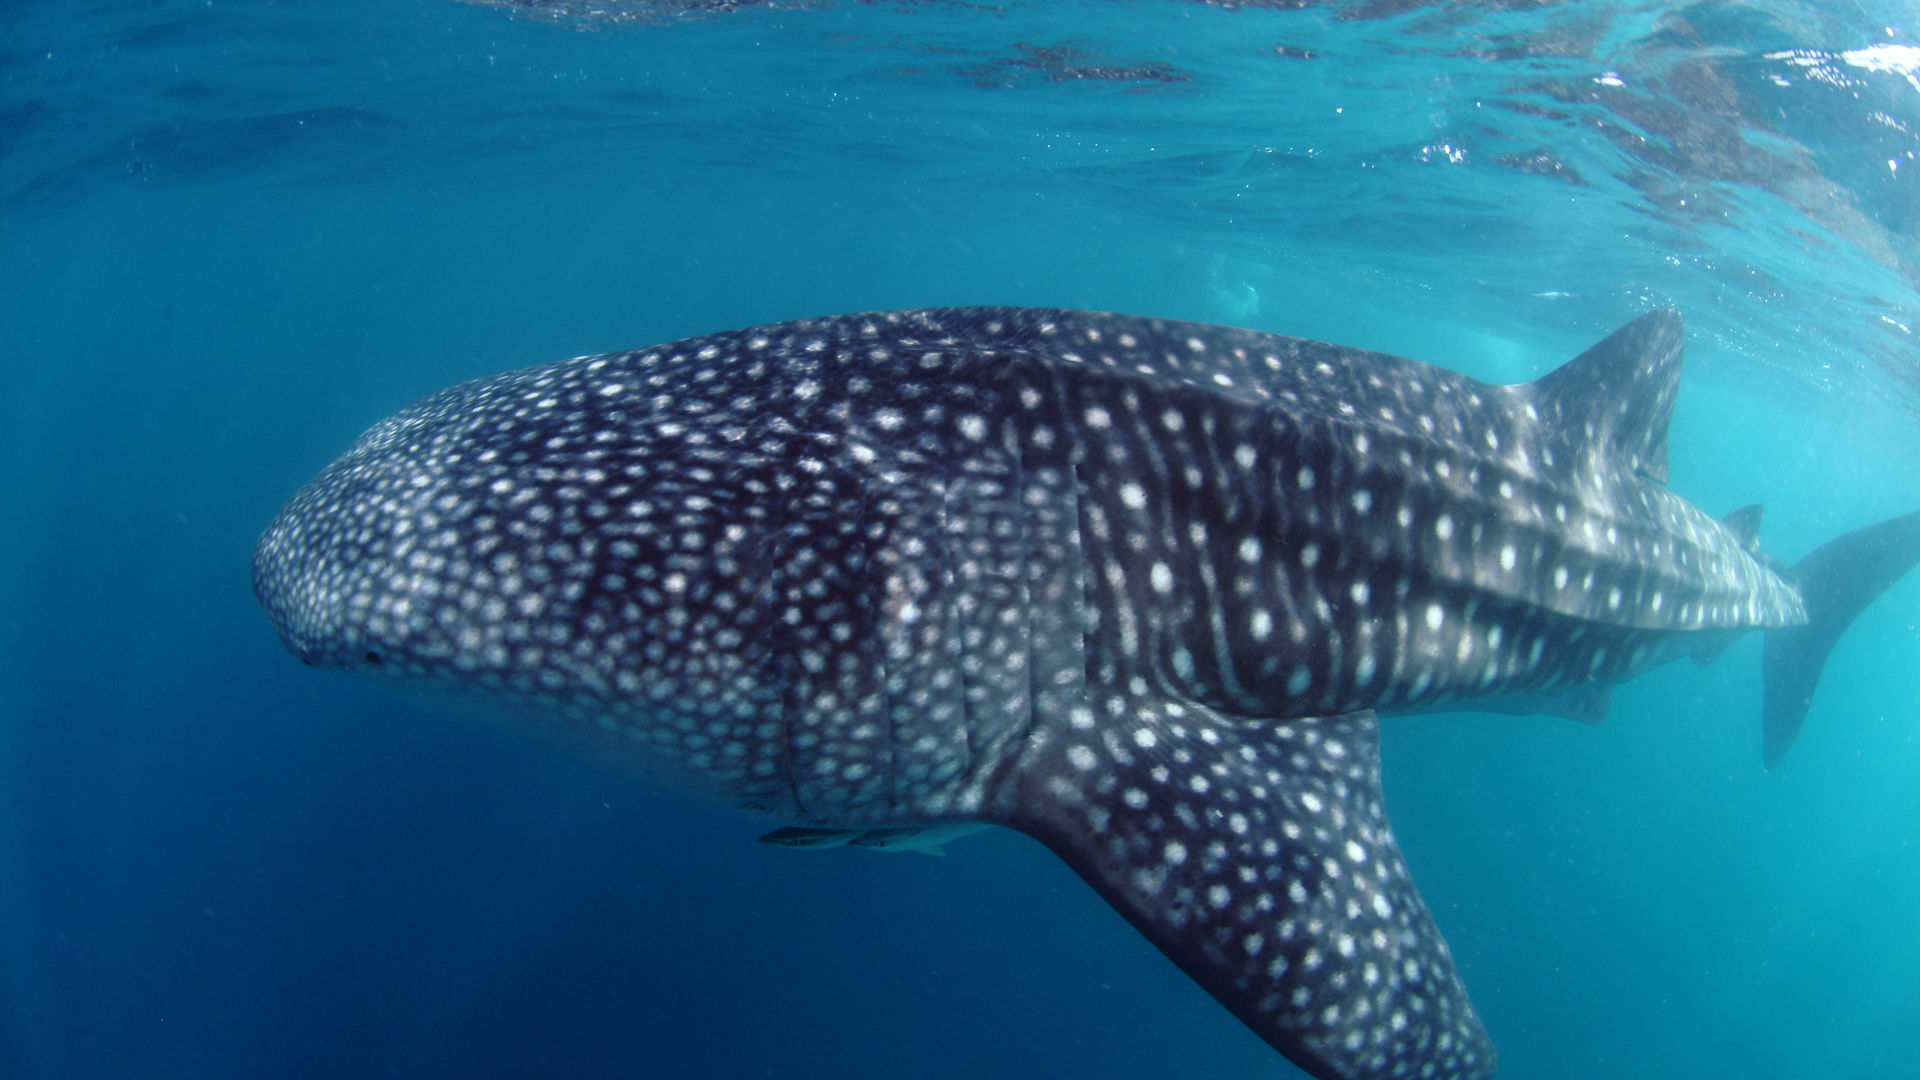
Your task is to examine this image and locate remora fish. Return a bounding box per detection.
[253,308,1920,1080]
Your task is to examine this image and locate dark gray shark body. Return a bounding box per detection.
[254,308,1920,1080]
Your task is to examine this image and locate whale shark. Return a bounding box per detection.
[253,307,1920,1080]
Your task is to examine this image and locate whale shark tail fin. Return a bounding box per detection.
[1763,509,1920,769]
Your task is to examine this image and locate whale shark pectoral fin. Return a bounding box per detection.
[997,707,1494,1080]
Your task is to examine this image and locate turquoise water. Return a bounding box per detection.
[3,2,1918,1077]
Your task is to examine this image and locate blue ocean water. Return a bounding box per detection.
[3,1,1918,1078]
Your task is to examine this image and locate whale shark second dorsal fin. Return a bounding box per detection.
[1525,310,1685,483]
[1719,504,1765,555]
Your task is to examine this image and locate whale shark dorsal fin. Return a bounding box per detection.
[996,705,1494,1080]
[1526,310,1685,483]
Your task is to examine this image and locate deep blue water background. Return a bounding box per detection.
[4,2,1919,1078]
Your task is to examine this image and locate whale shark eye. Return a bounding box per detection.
[362,651,382,667]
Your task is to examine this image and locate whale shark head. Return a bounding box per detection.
[252,343,850,798]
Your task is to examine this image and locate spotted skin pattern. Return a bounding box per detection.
[255,308,1811,1080]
